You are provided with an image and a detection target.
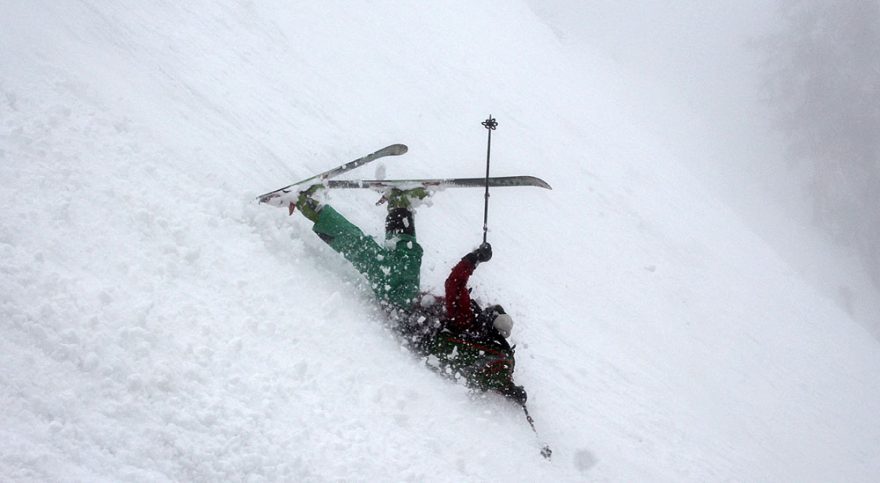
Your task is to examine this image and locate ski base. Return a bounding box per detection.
[325,176,552,190]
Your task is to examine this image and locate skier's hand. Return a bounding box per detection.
[500,382,527,406]
[472,242,493,263]
[463,242,492,266]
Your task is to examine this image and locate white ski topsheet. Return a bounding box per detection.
[2,1,880,482]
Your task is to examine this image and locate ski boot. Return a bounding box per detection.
[293,184,324,221]
[383,187,429,237]
[383,186,430,209]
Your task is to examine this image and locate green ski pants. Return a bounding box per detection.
[311,205,423,309]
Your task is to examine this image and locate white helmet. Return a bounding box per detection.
[488,305,513,338]
[493,313,514,338]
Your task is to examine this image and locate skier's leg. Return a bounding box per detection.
[309,205,404,303]
[298,186,425,309]
[383,206,423,307]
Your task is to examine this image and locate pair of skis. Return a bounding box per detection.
[256,144,551,210]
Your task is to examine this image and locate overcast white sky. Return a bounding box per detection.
[527,0,880,331]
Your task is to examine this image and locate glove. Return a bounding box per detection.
[500,382,527,406]
[465,242,492,265]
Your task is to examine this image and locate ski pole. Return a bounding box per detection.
[481,115,497,244]
[522,404,553,460]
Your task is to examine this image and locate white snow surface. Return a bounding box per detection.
[2,1,880,481]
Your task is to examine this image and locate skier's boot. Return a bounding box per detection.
[385,187,430,209]
[294,184,324,222]
[384,188,428,237]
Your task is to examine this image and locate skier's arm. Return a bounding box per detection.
[444,258,476,331]
[444,243,492,331]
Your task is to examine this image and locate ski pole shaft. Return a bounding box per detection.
[481,116,497,244]
[523,404,537,431]
[523,405,553,460]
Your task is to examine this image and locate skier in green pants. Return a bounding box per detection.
[295,185,527,404]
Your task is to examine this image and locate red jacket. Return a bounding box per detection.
[444,257,478,333]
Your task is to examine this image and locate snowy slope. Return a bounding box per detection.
[2,1,880,481]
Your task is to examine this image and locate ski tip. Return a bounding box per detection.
[526,176,552,190]
[257,191,292,207]
[385,144,408,156]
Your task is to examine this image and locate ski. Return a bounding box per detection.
[324,175,552,190]
[257,144,408,206]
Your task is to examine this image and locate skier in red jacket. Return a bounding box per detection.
[430,242,525,404]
